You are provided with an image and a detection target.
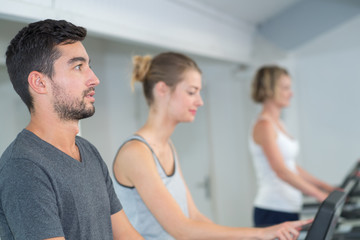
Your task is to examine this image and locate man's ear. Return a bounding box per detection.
[28,71,48,94]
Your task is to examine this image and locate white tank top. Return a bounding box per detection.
[249,119,303,212]
[113,135,188,240]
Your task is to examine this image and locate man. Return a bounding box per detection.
[0,19,143,240]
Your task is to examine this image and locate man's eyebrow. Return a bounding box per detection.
[67,57,88,65]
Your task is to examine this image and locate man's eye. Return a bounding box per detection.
[75,64,82,70]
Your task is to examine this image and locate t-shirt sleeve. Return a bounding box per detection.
[0,158,64,240]
[101,158,123,215]
[107,173,123,215]
[90,144,123,215]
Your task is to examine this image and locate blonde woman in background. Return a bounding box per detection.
[249,66,335,227]
[113,53,311,240]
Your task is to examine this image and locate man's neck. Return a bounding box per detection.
[26,115,81,161]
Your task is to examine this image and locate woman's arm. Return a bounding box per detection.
[114,140,307,240]
[296,166,335,192]
[253,119,328,202]
[111,210,144,240]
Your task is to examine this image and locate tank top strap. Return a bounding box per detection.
[256,115,280,133]
[124,135,175,177]
[126,135,155,153]
[123,135,163,171]
[256,116,295,141]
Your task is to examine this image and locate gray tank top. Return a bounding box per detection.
[113,135,189,240]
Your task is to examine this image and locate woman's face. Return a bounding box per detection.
[167,69,203,123]
[272,74,293,108]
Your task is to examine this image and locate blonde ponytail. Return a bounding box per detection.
[131,55,152,91]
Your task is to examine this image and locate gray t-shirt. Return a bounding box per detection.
[0,129,122,240]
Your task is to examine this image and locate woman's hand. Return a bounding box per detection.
[259,218,313,240]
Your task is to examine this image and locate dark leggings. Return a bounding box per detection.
[253,207,299,227]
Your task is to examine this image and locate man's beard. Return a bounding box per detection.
[52,84,95,121]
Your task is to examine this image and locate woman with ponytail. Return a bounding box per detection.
[113,53,310,240]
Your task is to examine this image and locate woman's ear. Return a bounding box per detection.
[28,71,47,94]
[154,81,170,97]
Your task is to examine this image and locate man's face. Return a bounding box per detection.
[49,41,100,121]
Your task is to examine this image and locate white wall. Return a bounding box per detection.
[0,20,31,154]
[0,81,30,153]
[292,15,360,185]
[201,61,258,226]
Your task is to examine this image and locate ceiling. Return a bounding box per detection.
[185,0,360,50]
[190,0,302,26]
[0,0,360,57]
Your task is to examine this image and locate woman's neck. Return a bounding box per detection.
[137,110,177,146]
[261,100,282,120]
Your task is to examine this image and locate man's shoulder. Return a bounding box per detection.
[0,129,61,175]
[0,134,46,187]
[0,139,16,173]
[1,130,44,160]
[0,130,27,171]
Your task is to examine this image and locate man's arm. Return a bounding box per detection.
[111,210,144,240]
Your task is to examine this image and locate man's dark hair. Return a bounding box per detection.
[6,19,87,112]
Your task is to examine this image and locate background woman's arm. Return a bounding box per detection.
[253,119,328,202]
